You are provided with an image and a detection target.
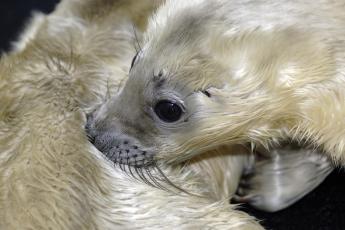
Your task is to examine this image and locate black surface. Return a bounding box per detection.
[0,0,59,52]
[242,169,345,230]
[1,1,345,229]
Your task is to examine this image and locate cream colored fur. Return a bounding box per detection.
[100,0,345,165]
[0,0,263,229]
[82,0,339,214]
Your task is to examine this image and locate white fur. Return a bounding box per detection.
[115,0,345,164]
[0,0,263,229]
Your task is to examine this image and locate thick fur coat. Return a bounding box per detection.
[90,0,345,165]
[0,0,263,229]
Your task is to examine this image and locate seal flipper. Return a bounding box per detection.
[233,144,334,212]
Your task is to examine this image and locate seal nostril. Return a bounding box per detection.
[123,141,128,145]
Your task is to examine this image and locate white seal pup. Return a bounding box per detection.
[0,0,270,228]
[86,0,337,212]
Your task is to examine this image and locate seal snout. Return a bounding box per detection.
[85,115,154,167]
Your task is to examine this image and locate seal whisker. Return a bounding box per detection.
[144,166,170,192]
[133,166,150,184]
[127,162,136,179]
[130,159,149,182]
[153,163,200,197]
[121,158,132,176]
[136,165,160,189]
[119,160,126,172]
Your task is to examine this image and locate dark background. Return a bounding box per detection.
[1,1,345,229]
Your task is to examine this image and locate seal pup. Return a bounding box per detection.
[86,0,337,211]
[0,0,266,229]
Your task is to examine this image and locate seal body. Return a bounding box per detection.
[87,0,345,166]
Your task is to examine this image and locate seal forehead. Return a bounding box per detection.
[145,1,216,54]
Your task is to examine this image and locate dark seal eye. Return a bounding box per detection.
[154,100,183,123]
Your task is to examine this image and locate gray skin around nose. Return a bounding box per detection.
[85,114,154,167]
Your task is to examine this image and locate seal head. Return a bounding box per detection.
[86,0,335,166]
